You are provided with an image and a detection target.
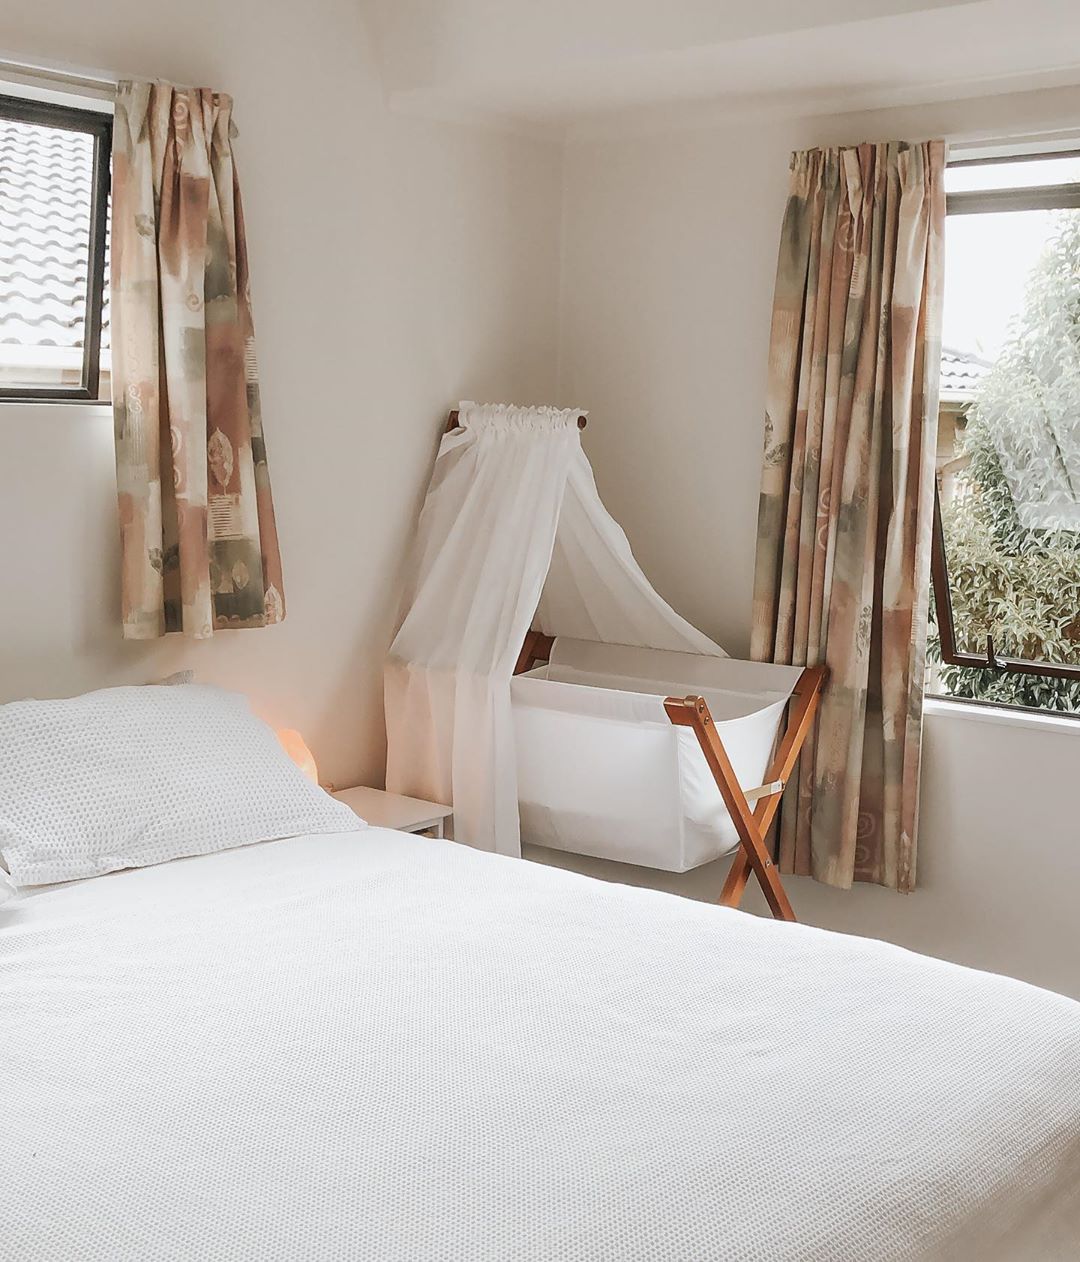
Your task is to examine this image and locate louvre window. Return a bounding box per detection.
[0,93,111,401]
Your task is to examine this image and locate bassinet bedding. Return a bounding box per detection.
[2,828,1078,1261]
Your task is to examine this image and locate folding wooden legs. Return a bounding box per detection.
[663,666,827,923]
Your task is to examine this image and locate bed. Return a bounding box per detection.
[3,826,1079,1261]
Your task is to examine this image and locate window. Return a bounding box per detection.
[0,92,111,401]
[929,151,1080,715]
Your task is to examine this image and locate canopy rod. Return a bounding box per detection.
[446,408,587,433]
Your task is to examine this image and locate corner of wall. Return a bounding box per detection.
[553,128,573,407]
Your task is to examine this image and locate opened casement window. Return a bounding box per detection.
[929,151,1080,715]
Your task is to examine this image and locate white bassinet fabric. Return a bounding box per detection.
[385,404,725,856]
[512,641,803,871]
[546,638,801,700]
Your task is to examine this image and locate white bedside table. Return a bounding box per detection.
[332,786,453,838]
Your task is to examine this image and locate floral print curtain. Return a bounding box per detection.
[111,80,285,638]
[752,141,945,892]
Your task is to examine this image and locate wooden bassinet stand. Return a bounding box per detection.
[515,629,827,924]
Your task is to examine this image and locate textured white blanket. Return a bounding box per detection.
[2,830,1078,1261]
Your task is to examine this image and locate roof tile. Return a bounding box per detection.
[0,114,109,358]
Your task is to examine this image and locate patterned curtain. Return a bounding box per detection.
[752,141,945,892]
[111,81,285,639]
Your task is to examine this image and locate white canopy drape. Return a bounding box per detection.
[384,403,724,856]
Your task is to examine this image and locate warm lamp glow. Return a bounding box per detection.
[276,728,319,784]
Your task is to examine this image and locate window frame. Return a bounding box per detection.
[0,92,112,403]
[931,153,1080,685]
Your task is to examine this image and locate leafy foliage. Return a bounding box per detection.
[929,210,1080,713]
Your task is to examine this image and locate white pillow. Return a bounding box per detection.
[0,684,365,887]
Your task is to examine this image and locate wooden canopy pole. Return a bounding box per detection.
[446,409,587,433]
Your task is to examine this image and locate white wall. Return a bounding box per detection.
[551,86,1080,999]
[3,10,1077,998]
[0,0,563,792]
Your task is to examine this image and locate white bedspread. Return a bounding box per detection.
[2,830,1078,1261]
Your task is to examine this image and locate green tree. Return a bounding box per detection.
[929,210,1080,712]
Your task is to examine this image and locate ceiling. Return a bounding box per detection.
[359,0,1080,134]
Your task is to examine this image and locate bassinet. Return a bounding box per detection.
[512,638,805,872]
[385,404,827,922]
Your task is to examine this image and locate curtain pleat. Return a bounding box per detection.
[111,80,285,639]
[751,141,945,891]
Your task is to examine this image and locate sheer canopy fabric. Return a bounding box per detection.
[535,455,724,653]
[752,141,946,892]
[385,403,723,855]
[111,81,285,638]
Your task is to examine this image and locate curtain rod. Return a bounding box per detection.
[0,56,116,104]
[0,57,212,109]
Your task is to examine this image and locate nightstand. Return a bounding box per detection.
[332,786,453,838]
